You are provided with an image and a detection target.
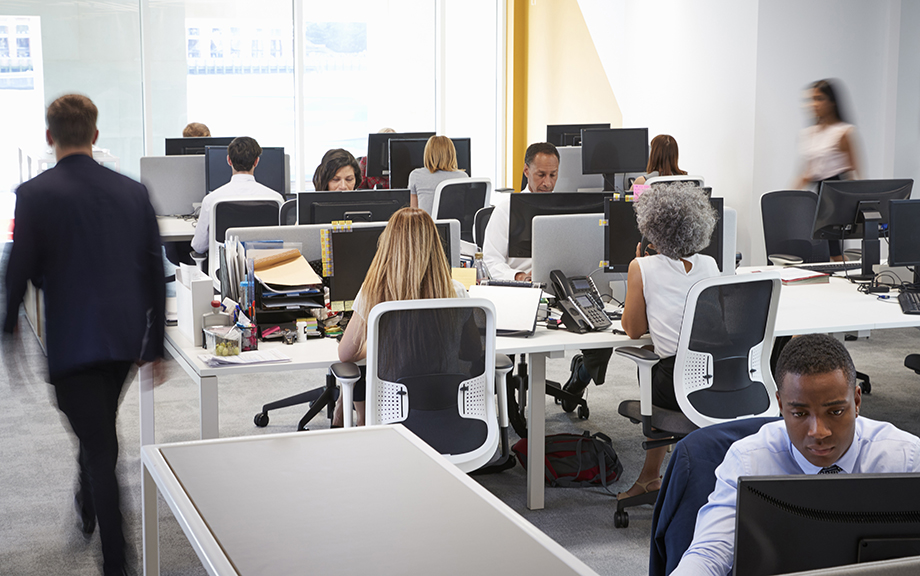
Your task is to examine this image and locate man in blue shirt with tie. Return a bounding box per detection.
[673,333,920,576]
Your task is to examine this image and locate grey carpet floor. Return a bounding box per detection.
[2,320,919,575]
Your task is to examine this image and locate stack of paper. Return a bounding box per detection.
[197,348,291,367]
[782,268,829,285]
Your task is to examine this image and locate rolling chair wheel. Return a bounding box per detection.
[254,412,269,427]
[555,397,562,405]
[577,405,590,420]
[614,510,629,529]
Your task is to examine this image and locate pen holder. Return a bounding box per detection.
[240,326,258,351]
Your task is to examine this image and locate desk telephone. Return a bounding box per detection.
[550,270,612,333]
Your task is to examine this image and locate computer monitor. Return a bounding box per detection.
[165,136,235,156]
[554,146,604,193]
[734,474,920,576]
[545,123,611,147]
[387,138,471,190]
[327,222,453,302]
[581,128,649,191]
[603,195,724,273]
[296,190,411,225]
[887,200,920,286]
[365,131,436,178]
[205,146,286,195]
[140,155,206,216]
[507,192,610,258]
[812,179,913,280]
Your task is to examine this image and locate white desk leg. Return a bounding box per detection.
[527,352,547,510]
[139,363,156,446]
[141,463,159,576]
[200,375,219,439]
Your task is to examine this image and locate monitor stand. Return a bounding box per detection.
[853,205,882,282]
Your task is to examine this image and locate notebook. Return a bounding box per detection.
[468,285,543,337]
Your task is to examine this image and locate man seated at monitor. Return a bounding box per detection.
[191,136,283,254]
[482,141,612,398]
[672,334,920,576]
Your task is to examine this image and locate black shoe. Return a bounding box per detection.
[561,354,588,412]
[74,491,96,538]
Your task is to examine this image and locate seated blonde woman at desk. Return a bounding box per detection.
[620,183,720,499]
[630,134,687,189]
[335,207,467,426]
[408,135,469,215]
[313,148,362,191]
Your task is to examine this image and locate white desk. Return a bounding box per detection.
[141,425,598,576]
[157,216,197,242]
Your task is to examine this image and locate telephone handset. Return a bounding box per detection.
[549,269,612,333]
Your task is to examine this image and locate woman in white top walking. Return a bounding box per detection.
[794,79,860,260]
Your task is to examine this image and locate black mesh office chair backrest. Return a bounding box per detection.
[761,190,830,263]
[280,199,296,225]
[374,306,489,455]
[435,180,491,244]
[214,200,280,243]
[473,206,495,249]
[683,278,776,419]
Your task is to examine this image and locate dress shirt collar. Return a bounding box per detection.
[789,417,861,474]
[230,173,256,183]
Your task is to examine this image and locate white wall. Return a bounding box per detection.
[578,0,760,263]
[578,0,916,266]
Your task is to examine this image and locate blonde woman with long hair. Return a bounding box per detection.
[408,135,469,215]
[335,207,468,426]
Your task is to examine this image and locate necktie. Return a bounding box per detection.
[819,464,843,474]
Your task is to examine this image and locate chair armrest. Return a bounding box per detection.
[330,362,361,383]
[615,346,660,364]
[767,253,803,266]
[495,353,513,375]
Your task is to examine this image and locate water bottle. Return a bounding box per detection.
[473,252,491,285]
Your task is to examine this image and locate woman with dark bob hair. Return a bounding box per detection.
[313,148,362,191]
[619,182,720,499]
[631,134,687,189]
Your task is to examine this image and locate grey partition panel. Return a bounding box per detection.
[140,155,206,216]
[532,213,622,292]
[226,219,462,267]
[722,207,737,274]
[554,146,604,193]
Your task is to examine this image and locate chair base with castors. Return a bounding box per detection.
[906,354,920,375]
[505,354,590,439]
[253,371,338,430]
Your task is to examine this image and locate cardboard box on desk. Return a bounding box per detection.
[176,265,213,346]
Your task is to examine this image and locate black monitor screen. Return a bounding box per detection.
[735,474,920,576]
[165,136,235,156]
[546,123,611,147]
[508,192,610,258]
[603,195,723,273]
[887,199,920,267]
[812,179,913,240]
[328,223,452,302]
[205,146,286,195]
[387,138,471,190]
[365,131,436,178]
[581,128,649,175]
[296,190,411,225]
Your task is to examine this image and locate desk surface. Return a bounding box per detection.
[142,425,598,576]
[158,216,197,242]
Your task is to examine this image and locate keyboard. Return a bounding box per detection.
[899,291,920,315]
[483,279,546,289]
[796,262,862,275]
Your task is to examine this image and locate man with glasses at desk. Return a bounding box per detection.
[482,142,612,401]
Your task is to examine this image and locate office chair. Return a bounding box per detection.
[331,298,514,473]
[280,199,296,225]
[208,197,283,289]
[473,205,495,251]
[432,178,492,245]
[614,272,782,528]
[761,190,830,265]
[761,190,871,392]
[644,175,705,188]
[649,417,779,575]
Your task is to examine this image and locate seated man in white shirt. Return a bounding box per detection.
[673,333,920,576]
[482,142,612,398]
[190,136,283,254]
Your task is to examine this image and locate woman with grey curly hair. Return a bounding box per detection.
[619,183,720,500]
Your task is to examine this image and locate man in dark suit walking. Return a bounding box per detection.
[4,94,165,576]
